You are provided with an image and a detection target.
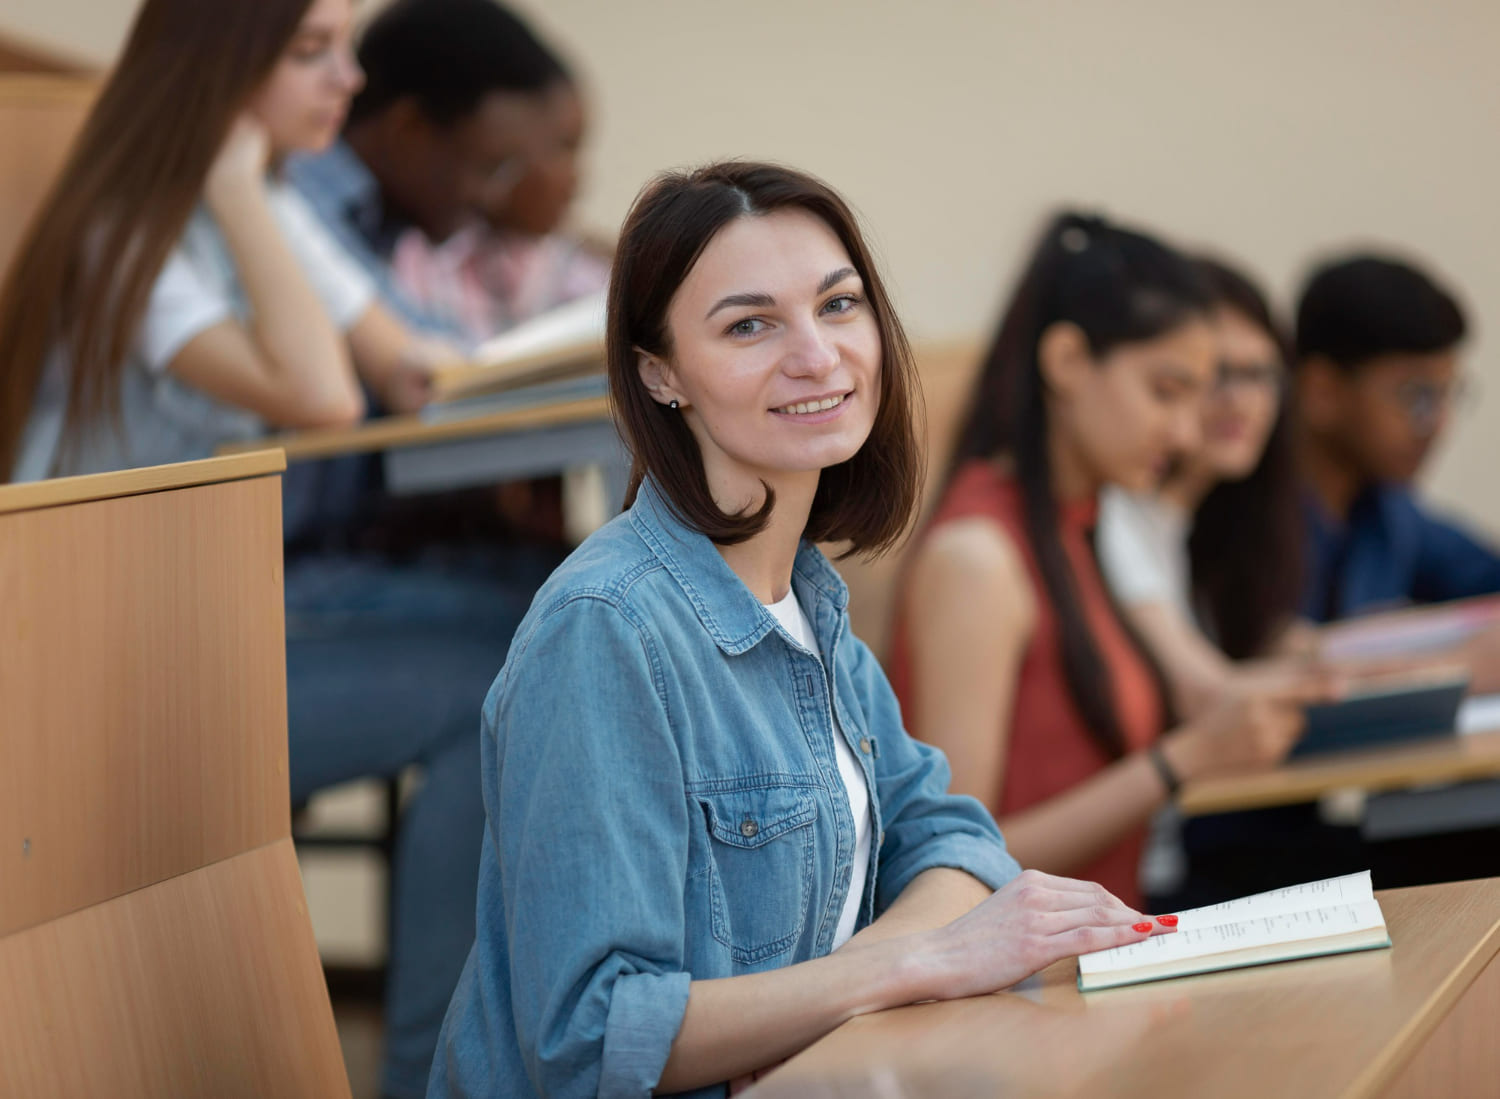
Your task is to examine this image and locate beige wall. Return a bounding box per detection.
[6,0,1498,533]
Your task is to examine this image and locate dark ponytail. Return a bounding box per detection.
[948,212,1210,757]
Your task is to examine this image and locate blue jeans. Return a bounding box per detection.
[285,549,557,1099]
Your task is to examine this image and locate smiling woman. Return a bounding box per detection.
[428,163,1177,1099]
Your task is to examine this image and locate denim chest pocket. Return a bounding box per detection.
[693,784,817,965]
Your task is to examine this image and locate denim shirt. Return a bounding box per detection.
[1301,484,1500,621]
[429,480,1020,1099]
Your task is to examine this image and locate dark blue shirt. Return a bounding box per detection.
[1302,484,1500,622]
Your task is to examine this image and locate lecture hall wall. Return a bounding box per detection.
[6,0,1498,536]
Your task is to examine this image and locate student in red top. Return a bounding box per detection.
[890,213,1329,907]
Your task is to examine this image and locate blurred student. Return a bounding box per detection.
[889,214,1327,908]
[0,1,528,1094]
[282,0,577,563]
[1098,257,1307,718]
[288,0,559,336]
[390,17,609,342]
[1295,254,1500,622]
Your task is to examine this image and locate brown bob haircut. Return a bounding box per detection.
[608,161,923,558]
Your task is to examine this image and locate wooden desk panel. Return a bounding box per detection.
[0,839,350,1099]
[219,392,611,462]
[754,877,1500,1099]
[1178,727,1500,816]
[0,472,289,936]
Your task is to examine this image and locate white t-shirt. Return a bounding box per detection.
[1096,487,1193,619]
[765,588,872,950]
[12,181,375,482]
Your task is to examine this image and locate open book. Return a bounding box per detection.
[1077,872,1389,991]
[429,290,607,402]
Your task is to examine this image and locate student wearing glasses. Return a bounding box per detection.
[1292,254,1498,622]
[888,216,1329,913]
[1097,257,1309,720]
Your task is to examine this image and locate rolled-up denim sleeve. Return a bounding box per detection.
[843,635,1021,913]
[492,595,692,1098]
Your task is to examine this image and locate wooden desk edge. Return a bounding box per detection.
[216,395,613,462]
[0,450,285,515]
[1346,883,1500,1099]
[1178,729,1500,816]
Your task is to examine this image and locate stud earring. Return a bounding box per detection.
[669,399,679,410]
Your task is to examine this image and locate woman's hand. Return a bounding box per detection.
[903,870,1171,1002]
[1161,673,1341,782]
[205,113,271,211]
[379,337,455,413]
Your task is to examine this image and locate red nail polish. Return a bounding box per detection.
[1133,922,1152,933]
[1156,915,1179,927]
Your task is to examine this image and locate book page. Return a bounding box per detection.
[469,290,606,367]
[1170,871,1374,931]
[1079,898,1387,976]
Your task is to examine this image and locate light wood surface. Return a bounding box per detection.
[753,877,1500,1099]
[0,455,347,1095]
[0,839,351,1099]
[0,448,285,514]
[1177,727,1500,817]
[0,469,289,935]
[217,393,612,461]
[0,73,97,281]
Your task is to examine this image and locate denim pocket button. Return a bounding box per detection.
[740,817,759,838]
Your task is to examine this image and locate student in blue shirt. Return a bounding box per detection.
[287,0,559,335]
[429,163,1173,1099]
[1293,254,1500,621]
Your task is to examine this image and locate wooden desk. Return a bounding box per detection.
[1178,723,1500,817]
[0,451,349,1098]
[753,877,1500,1099]
[219,383,625,501]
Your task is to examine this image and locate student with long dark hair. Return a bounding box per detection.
[0,1,529,1093]
[890,214,1327,908]
[429,166,1171,1099]
[1098,257,1307,717]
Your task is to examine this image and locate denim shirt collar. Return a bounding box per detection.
[629,478,849,656]
[286,139,405,259]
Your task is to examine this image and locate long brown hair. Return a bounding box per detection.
[0,0,314,479]
[1187,256,1303,658]
[948,212,1209,758]
[609,161,923,558]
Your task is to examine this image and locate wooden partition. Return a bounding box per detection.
[0,452,350,1098]
[0,73,97,282]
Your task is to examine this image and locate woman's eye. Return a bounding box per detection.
[823,293,862,315]
[727,317,766,337]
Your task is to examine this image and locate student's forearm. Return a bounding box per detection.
[838,867,993,950]
[657,934,935,1092]
[996,751,1167,877]
[208,178,361,416]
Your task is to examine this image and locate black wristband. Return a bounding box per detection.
[1148,743,1181,798]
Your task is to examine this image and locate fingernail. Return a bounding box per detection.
[1156,914,1179,927]
[1132,922,1152,933]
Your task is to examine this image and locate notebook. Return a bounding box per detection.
[1319,594,1500,664]
[1077,871,1389,991]
[429,290,607,402]
[1291,668,1469,758]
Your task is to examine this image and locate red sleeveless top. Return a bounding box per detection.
[889,462,1163,906]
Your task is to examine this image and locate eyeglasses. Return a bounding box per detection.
[1214,361,1285,394]
[1380,375,1474,428]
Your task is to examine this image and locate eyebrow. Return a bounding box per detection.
[704,266,860,320]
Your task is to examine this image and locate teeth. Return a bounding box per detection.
[777,394,845,415]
